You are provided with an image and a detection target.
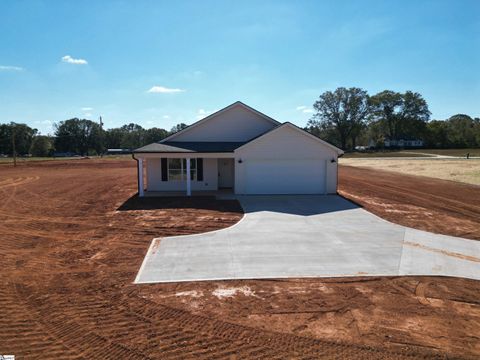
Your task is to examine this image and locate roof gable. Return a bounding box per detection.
[162,101,280,142]
[235,122,344,155]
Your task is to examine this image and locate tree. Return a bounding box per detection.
[119,123,145,149]
[54,118,104,155]
[145,127,168,144]
[0,122,37,155]
[368,90,430,141]
[30,135,54,157]
[105,128,125,149]
[170,123,188,134]
[307,87,370,150]
[425,120,449,148]
[446,114,477,148]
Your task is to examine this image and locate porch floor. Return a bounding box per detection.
[144,189,236,200]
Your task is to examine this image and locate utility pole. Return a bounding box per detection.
[99,116,104,157]
[12,125,17,167]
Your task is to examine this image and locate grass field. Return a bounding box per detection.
[403,148,480,157]
[342,148,480,158]
[341,158,480,185]
[0,154,133,164]
[342,151,430,158]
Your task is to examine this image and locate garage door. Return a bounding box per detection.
[244,159,325,194]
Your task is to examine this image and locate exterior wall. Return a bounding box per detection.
[146,158,218,192]
[234,125,338,194]
[170,105,277,142]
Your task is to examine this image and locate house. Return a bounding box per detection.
[133,101,343,196]
[384,139,424,148]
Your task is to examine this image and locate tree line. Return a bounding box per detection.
[1,88,479,156]
[307,87,480,150]
[0,121,188,157]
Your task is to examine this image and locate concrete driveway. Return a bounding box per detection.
[135,195,480,283]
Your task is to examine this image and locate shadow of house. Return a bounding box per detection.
[238,194,361,216]
[118,194,360,217]
[117,195,243,214]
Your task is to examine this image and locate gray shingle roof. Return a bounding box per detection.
[133,141,246,153]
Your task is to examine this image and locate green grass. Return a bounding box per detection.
[403,148,480,157]
[342,151,432,158]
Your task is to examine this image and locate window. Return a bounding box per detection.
[168,158,196,181]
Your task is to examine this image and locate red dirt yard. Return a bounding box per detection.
[1,159,479,359]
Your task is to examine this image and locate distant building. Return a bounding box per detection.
[106,148,132,155]
[384,139,424,148]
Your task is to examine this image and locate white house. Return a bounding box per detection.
[133,101,343,196]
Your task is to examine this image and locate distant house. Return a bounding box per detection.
[106,148,132,155]
[132,101,343,196]
[384,139,424,148]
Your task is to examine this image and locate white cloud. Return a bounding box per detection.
[147,86,185,93]
[196,109,210,120]
[0,65,24,71]
[61,55,88,65]
[81,107,93,111]
[163,115,170,119]
[296,105,314,114]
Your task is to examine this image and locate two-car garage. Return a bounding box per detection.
[234,123,340,195]
[243,159,327,194]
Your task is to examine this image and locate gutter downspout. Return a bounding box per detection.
[132,153,143,197]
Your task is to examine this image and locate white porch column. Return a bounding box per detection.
[138,158,144,197]
[186,157,191,196]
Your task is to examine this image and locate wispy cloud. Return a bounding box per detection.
[147,86,185,93]
[296,105,314,114]
[81,107,93,111]
[62,55,88,65]
[196,108,210,119]
[0,65,24,72]
[163,115,170,119]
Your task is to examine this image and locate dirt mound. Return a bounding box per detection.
[1,159,479,358]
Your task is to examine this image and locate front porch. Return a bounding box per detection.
[134,153,236,197]
[143,188,237,200]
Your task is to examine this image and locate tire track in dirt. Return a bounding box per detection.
[1,160,479,359]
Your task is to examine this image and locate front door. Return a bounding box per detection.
[218,159,234,188]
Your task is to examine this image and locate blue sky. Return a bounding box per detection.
[0,0,479,135]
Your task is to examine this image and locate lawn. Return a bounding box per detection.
[403,148,480,157]
[340,158,480,185]
[0,154,133,164]
[342,151,431,158]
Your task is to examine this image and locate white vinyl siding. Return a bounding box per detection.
[146,158,218,191]
[169,105,277,142]
[234,124,338,195]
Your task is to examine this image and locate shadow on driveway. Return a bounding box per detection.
[238,194,361,216]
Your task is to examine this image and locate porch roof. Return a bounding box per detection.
[133,141,246,153]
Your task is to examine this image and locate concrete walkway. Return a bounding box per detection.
[135,195,480,283]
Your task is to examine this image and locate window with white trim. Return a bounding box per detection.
[167,158,196,181]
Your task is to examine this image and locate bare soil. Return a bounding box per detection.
[1,159,479,359]
[338,164,480,240]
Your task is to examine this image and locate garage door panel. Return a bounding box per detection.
[244,160,325,194]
